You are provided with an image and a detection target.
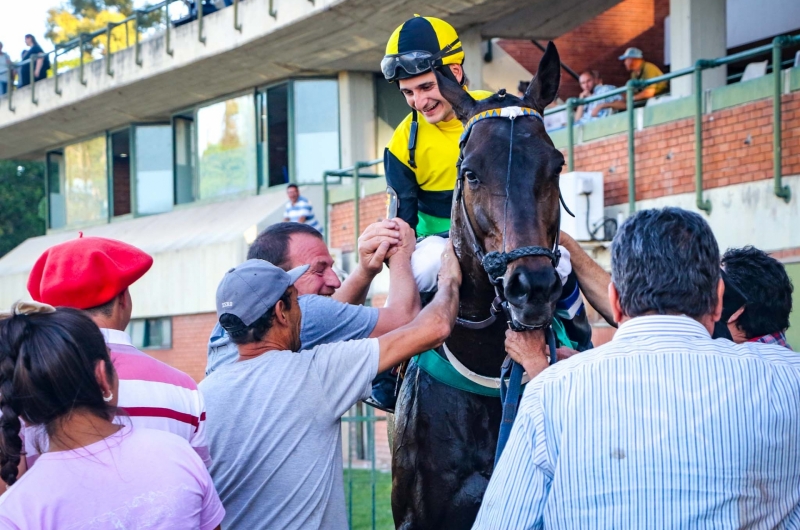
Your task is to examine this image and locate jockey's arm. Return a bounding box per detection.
[384,130,421,232]
[560,231,616,326]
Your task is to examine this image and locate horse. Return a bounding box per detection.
[391,42,565,530]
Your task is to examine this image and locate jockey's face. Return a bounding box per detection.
[398,64,463,124]
[286,233,341,296]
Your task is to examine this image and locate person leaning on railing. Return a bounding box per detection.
[0,42,12,96]
[591,47,668,117]
[574,69,622,124]
[18,34,49,88]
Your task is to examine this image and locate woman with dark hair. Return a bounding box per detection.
[18,34,49,88]
[0,302,224,529]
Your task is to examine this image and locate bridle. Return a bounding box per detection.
[452,102,574,332]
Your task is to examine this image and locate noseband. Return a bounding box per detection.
[454,103,574,331]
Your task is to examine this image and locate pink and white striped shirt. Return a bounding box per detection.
[24,328,210,468]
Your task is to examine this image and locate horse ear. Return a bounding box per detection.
[524,41,561,112]
[434,68,477,122]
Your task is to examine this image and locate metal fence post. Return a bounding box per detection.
[322,171,330,246]
[135,12,143,66]
[198,0,206,44]
[7,71,14,112]
[53,46,62,95]
[269,0,278,19]
[773,36,791,203]
[566,98,576,172]
[626,81,636,214]
[79,33,88,84]
[166,1,174,56]
[353,163,361,262]
[106,23,115,77]
[694,61,712,213]
[30,56,37,105]
[234,0,243,31]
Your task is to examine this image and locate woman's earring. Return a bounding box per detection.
[103,392,113,403]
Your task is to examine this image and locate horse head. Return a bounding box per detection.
[438,42,564,329]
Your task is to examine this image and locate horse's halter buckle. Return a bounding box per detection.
[454,105,574,332]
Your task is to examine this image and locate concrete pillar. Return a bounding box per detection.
[669,0,727,97]
[338,72,377,167]
[460,27,485,90]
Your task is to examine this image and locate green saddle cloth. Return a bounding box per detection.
[414,317,576,398]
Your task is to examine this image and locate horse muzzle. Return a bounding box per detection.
[503,262,561,328]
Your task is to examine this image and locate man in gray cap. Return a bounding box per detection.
[200,242,462,530]
[592,47,668,115]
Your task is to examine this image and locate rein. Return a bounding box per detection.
[449,102,574,464]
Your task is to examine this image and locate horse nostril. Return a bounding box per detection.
[505,268,531,305]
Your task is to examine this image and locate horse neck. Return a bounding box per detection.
[446,224,509,377]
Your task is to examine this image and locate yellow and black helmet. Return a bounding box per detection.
[382,15,464,82]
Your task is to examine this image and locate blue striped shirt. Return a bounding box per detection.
[474,315,800,529]
[284,196,322,233]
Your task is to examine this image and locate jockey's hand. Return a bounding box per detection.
[504,329,550,379]
[358,220,400,276]
[437,240,462,288]
[387,218,416,263]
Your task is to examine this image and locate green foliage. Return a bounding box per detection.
[0,161,46,258]
[345,469,394,530]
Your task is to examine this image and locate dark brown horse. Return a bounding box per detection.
[391,42,565,529]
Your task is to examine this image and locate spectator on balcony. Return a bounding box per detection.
[574,70,622,124]
[18,35,49,88]
[0,42,12,96]
[591,48,668,116]
[714,246,794,349]
[283,184,323,234]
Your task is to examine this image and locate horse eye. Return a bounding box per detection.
[463,170,479,183]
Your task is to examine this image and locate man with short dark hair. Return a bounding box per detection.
[719,246,793,348]
[207,218,420,411]
[574,69,621,123]
[283,183,322,233]
[201,243,462,529]
[475,207,800,528]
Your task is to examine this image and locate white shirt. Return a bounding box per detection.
[475,315,800,529]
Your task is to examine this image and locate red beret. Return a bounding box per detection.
[27,236,153,310]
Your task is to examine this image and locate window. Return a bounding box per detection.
[127,317,172,350]
[265,84,289,187]
[174,116,196,204]
[134,124,173,215]
[293,79,340,183]
[46,151,66,229]
[196,94,257,199]
[109,129,131,217]
[63,136,109,226]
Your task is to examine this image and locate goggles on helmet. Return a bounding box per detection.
[381,39,462,82]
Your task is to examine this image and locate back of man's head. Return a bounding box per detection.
[612,207,720,319]
[247,222,324,270]
[721,246,793,338]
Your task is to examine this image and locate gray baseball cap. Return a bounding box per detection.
[619,47,643,60]
[216,259,309,326]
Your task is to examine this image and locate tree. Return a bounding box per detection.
[45,0,159,59]
[0,161,46,259]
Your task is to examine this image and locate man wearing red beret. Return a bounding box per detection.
[24,236,210,468]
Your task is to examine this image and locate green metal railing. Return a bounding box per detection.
[343,407,389,530]
[545,33,800,214]
[5,0,259,112]
[321,159,383,259]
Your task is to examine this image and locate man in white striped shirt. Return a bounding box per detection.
[475,207,800,529]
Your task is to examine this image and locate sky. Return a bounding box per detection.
[0,0,153,60]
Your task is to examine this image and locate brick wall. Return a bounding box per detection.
[571,92,800,206]
[146,312,218,383]
[330,195,388,252]
[498,0,669,100]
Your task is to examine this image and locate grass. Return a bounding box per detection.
[345,468,394,530]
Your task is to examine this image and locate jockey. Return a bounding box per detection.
[368,16,593,412]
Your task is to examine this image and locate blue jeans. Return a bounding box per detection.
[0,81,7,96]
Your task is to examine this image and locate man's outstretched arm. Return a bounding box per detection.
[377,241,460,372]
[560,231,616,326]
